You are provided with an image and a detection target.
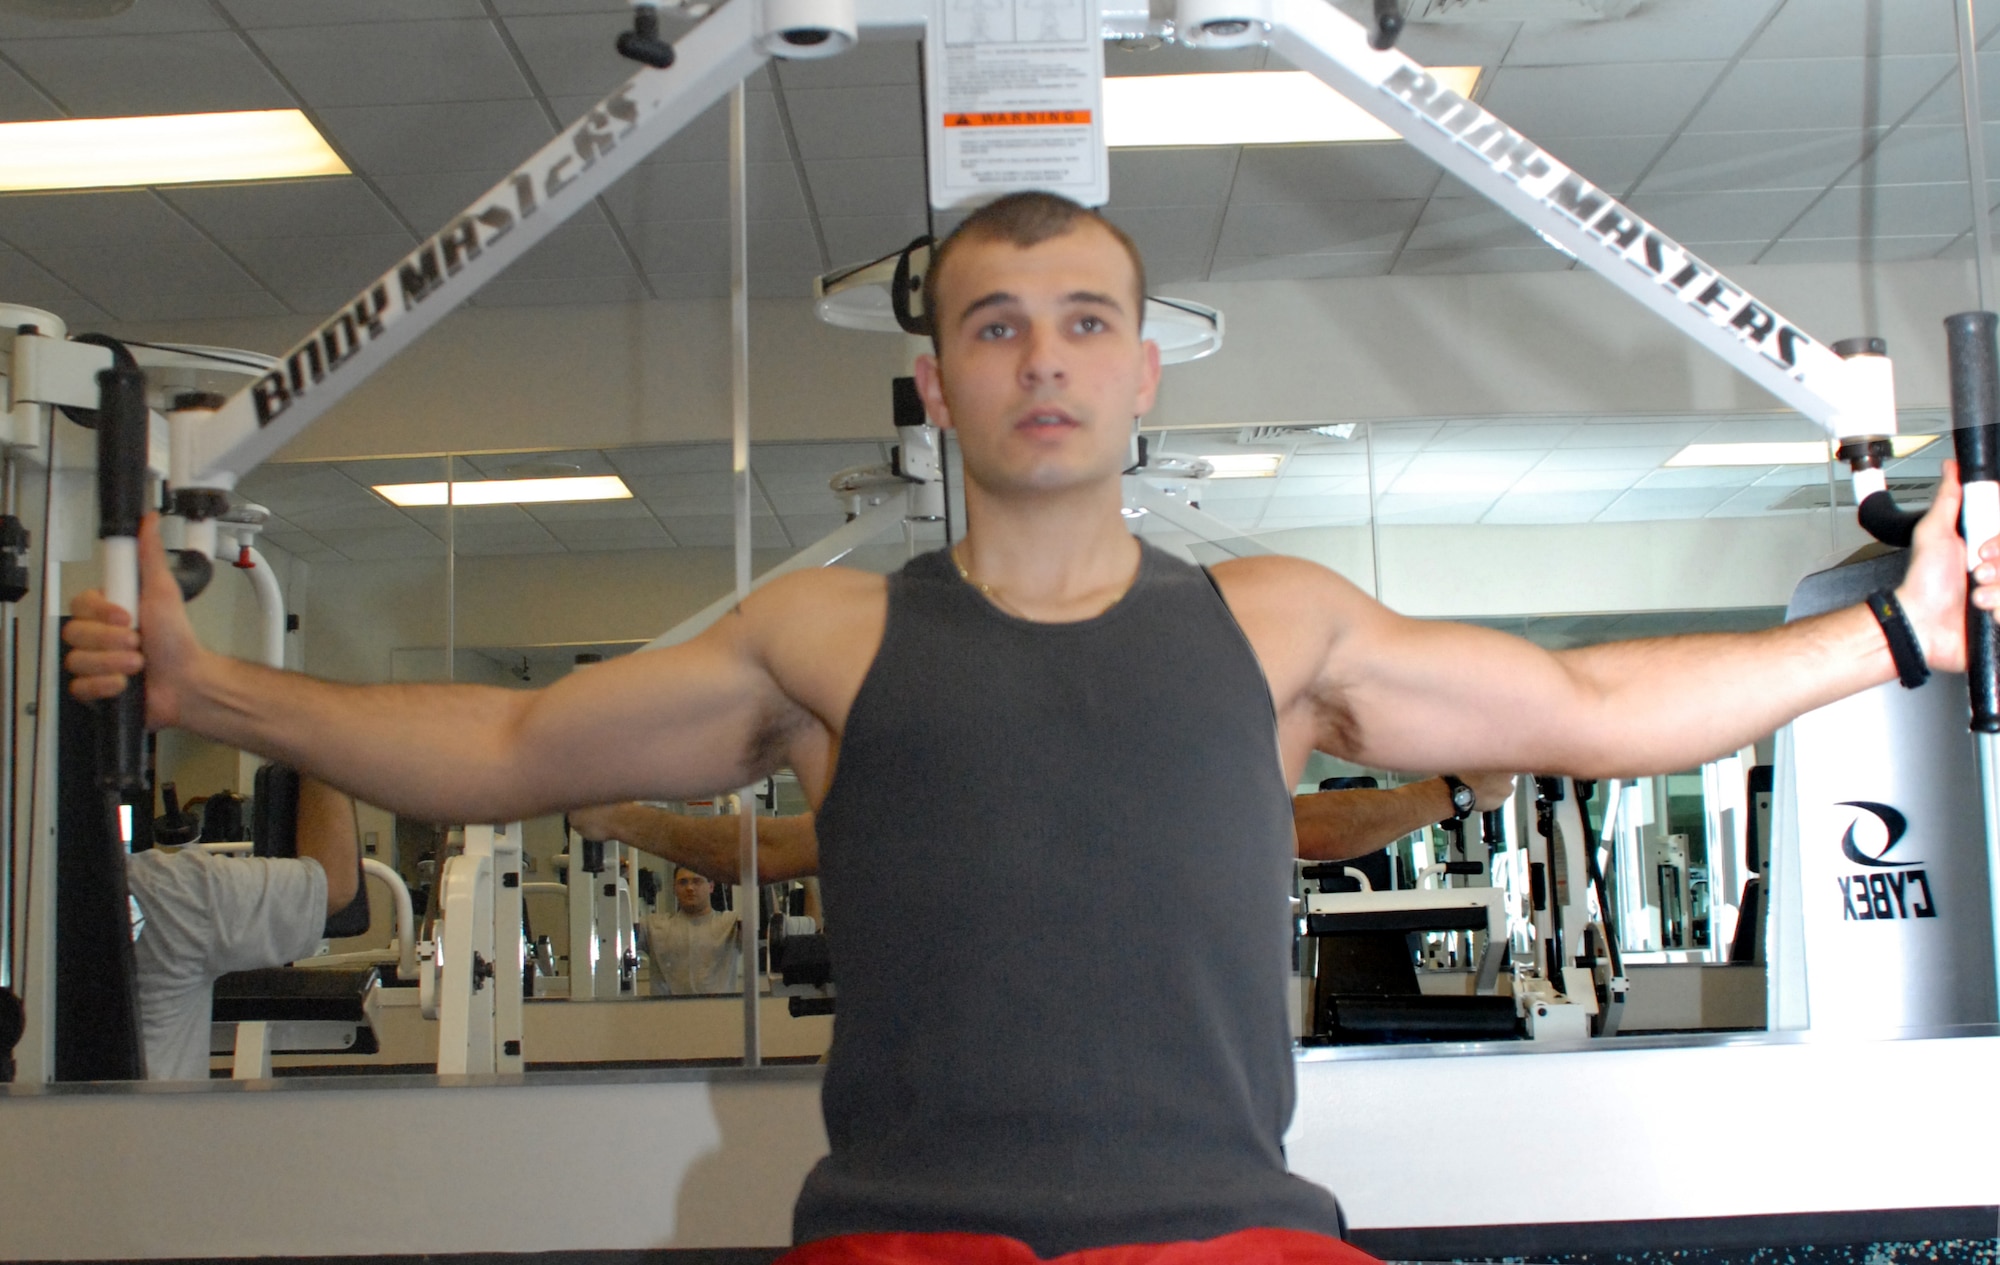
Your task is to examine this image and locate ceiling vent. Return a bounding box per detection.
[1406,0,1641,21]
[1771,477,1936,513]
[1234,423,1357,443]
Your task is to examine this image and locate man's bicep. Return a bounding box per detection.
[514,622,804,810]
[1317,613,1589,772]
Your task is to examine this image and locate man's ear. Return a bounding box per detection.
[1133,338,1163,418]
[913,351,954,432]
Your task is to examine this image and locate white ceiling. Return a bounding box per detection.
[238,409,1946,562]
[5,0,2000,326]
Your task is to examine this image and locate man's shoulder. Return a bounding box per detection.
[743,564,888,620]
[1207,553,1354,611]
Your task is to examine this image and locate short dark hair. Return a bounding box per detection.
[923,191,1147,353]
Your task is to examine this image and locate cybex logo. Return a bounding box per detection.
[1833,801,1937,922]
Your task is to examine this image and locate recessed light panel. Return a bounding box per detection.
[1666,435,1937,467]
[0,109,348,193]
[1103,68,1482,148]
[374,476,633,508]
[1201,453,1284,478]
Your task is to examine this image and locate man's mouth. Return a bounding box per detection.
[1015,408,1080,431]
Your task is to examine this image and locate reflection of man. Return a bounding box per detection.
[638,865,741,995]
[65,191,1982,1263]
[126,777,357,1080]
[570,772,1518,885]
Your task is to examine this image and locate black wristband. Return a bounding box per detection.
[1866,589,1931,689]
[1440,773,1475,822]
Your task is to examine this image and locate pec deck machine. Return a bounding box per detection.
[2,0,1999,1253]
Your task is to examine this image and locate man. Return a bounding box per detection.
[126,776,358,1079]
[569,772,1519,884]
[64,192,1982,1263]
[639,865,742,995]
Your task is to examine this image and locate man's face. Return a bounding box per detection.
[915,222,1160,500]
[674,869,713,915]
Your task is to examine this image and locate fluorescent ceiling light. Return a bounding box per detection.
[1201,453,1284,479]
[1666,435,1938,467]
[0,109,347,193]
[1104,68,1482,148]
[374,475,633,507]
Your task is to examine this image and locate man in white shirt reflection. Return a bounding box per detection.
[638,865,740,995]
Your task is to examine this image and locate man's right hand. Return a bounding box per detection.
[570,803,626,843]
[62,514,205,729]
[1462,772,1516,811]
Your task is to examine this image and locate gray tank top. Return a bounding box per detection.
[795,543,1345,1254]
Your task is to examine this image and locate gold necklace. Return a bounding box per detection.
[950,542,1023,617]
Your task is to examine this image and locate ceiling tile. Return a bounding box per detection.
[1625,188,1821,242]
[1784,182,1978,239]
[314,99,555,176]
[0,56,58,121]
[1389,450,1540,494]
[1510,466,1646,494]
[1106,147,1240,208]
[668,515,789,547]
[164,178,409,240]
[1537,135,1675,194]
[550,90,789,166]
[3,31,291,116]
[1838,125,1969,187]
[1480,490,1624,524]
[521,496,653,524]
[503,9,700,100]
[1748,0,2000,58]
[259,528,345,562]
[1146,255,1211,284]
[0,247,89,314]
[1206,252,1392,281]
[1105,45,1268,78]
[1214,199,1423,256]
[599,161,808,224]
[645,271,729,299]
[35,237,261,298]
[803,157,927,218]
[820,214,928,264]
[1403,198,1539,251]
[1594,487,1736,520]
[250,20,533,109]
[1687,56,1957,135]
[238,465,379,511]
[446,520,564,555]
[546,517,674,550]
[285,498,413,532]
[1425,422,1580,451]
[623,216,820,274]
[224,233,414,309]
[1633,465,1765,490]
[370,170,514,228]
[1560,420,1711,447]
[1480,61,1726,140]
[1637,129,1877,195]
[1906,52,2000,124]
[0,190,204,250]
[501,219,634,278]
[1505,0,1777,64]
[1758,234,1957,265]
[1675,240,1766,265]
[0,0,229,38]
[335,456,453,486]
[471,273,656,307]
[1228,143,1442,205]
[1393,246,1575,275]
[784,84,924,161]
[220,1,489,26]
[1534,444,1684,469]
[774,38,920,89]
[1373,492,1497,524]
[327,525,447,560]
[112,290,293,322]
[1103,205,1221,259]
[780,512,850,541]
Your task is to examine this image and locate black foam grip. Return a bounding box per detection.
[93,362,148,540]
[1857,489,1924,548]
[1947,311,2000,483]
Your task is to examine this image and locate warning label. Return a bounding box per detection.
[944,110,1093,127]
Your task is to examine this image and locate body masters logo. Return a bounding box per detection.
[1833,801,1937,922]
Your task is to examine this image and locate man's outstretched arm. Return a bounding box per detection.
[1289,465,1990,780]
[570,803,821,885]
[1293,772,1515,862]
[63,516,808,823]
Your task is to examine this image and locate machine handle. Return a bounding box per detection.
[86,344,149,796]
[1947,310,2000,733]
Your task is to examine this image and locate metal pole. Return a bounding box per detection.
[1363,421,1384,601]
[729,80,760,1071]
[1955,0,1996,310]
[443,454,456,684]
[1943,310,2000,1019]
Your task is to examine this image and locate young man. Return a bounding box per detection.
[638,865,742,995]
[65,192,1984,1263]
[569,771,1520,884]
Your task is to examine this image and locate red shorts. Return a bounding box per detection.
[775,1229,1382,1265]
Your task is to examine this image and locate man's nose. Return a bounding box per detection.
[1017,323,1066,386]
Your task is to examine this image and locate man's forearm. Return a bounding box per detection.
[295,777,360,914]
[1294,779,1453,862]
[591,807,820,885]
[183,652,547,823]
